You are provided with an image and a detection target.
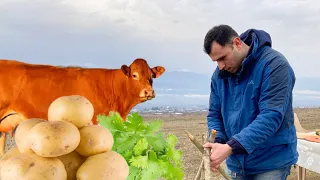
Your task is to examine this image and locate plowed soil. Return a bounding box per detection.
[143,108,320,180]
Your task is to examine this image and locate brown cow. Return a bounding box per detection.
[0,58,165,156]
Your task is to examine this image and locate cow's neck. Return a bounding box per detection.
[103,70,140,121]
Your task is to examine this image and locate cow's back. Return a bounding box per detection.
[0,60,27,114]
[0,60,117,121]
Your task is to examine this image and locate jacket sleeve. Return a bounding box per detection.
[232,56,295,154]
[207,77,228,143]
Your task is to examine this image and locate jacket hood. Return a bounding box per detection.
[217,29,272,79]
[240,29,272,50]
[238,29,272,74]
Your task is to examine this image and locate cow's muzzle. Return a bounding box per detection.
[140,89,155,100]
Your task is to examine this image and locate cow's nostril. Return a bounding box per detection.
[144,90,154,97]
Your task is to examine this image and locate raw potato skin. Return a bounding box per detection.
[47,95,94,128]
[75,125,114,157]
[0,145,20,162]
[57,151,85,180]
[76,151,129,180]
[0,152,67,180]
[28,121,81,157]
[0,145,21,171]
[14,118,46,154]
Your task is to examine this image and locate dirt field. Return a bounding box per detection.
[2,108,320,179]
[142,108,320,180]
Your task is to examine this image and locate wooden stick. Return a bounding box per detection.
[201,134,206,180]
[202,133,206,144]
[185,130,205,179]
[185,130,204,153]
[194,159,204,180]
[186,130,231,180]
[217,166,231,180]
[203,130,216,180]
[208,129,216,144]
[208,130,231,180]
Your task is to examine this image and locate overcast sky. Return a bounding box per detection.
[1,0,320,78]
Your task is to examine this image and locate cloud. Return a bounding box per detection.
[183,94,210,98]
[1,0,320,77]
[294,90,320,96]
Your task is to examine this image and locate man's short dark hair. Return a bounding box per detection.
[203,24,239,54]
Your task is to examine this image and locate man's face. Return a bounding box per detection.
[208,37,244,74]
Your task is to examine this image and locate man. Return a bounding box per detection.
[202,24,298,179]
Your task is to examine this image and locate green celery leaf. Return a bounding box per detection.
[97,112,125,135]
[129,155,148,169]
[135,123,148,136]
[167,133,178,148]
[167,148,183,167]
[145,132,167,152]
[124,121,139,132]
[122,150,133,162]
[97,112,184,180]
[133,138,148,156]
[140,160,163,180]
[125,113,143,132]
[166,134,183,165]
[113,135,140,154]
[159,160,184,180]
[145,120,163,135]
[148,150,157,161]
[127,166,141,180]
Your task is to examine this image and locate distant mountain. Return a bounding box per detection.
[152,71,212,95]
[134,71,320,109]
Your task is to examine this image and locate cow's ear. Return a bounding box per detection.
[151,66,165,78]
[121,65,130,77]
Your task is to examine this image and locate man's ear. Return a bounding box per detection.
[121,65,130,77]
[151,66,165,78]
[233,37,242,50]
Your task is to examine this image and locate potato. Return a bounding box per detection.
[0,146,20,162]
[28,121,81,157]
[14,118,46,153]
[75,125,113,157]
[0,152,67,180]
[76,151,129,180]
[57,151,85,180]
[0,146,21,170]
[48,95,94,128]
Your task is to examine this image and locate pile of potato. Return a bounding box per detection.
[0,95,129,180]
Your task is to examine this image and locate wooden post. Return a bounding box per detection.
[194,160,204,180]
[201,133,206,180]
[203,130,216,180]
[185,130,232,180]
[185,130,204,153]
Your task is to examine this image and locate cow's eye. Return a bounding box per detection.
[132,73,139,80]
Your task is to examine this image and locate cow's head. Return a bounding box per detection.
[121,58,165,102]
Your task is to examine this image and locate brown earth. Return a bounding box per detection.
[2,108,320,179]
[142,108,320,180]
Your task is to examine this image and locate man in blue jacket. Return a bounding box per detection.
[202,24,298,179]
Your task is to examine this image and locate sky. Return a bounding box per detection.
[1,0,320,78]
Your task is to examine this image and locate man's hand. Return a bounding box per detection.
[203,143,232,171]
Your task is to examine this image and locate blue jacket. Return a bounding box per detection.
[207,29,298,175]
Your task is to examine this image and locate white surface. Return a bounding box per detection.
[297,138,320,173]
